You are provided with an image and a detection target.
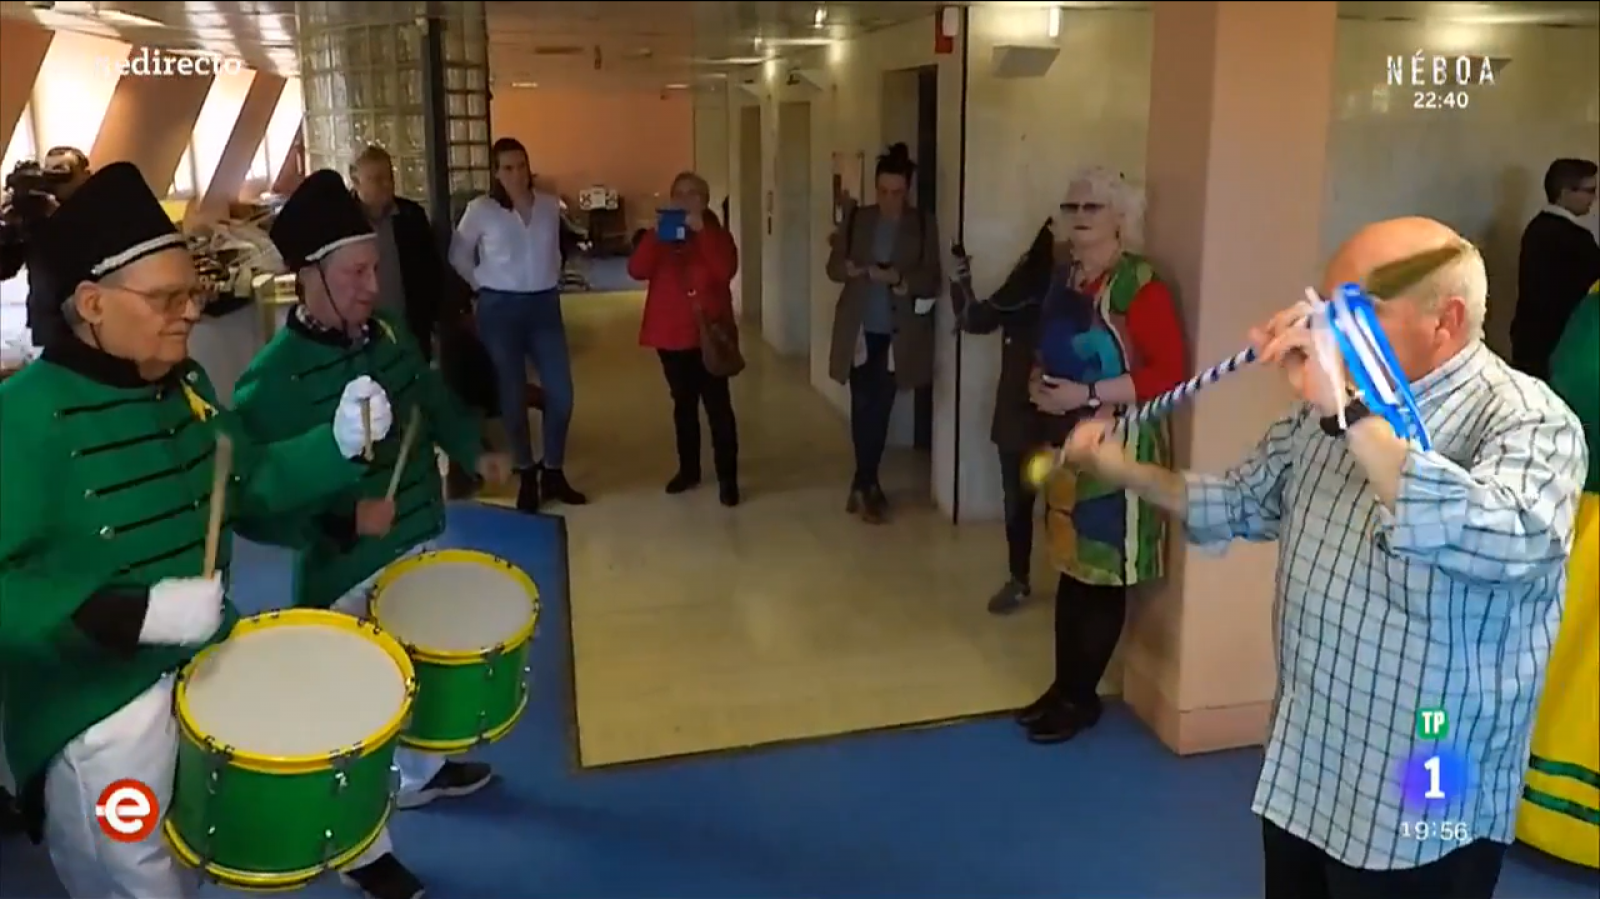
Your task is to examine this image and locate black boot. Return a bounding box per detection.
[540,466,589,505]
[515,467,541,513]
[718,480,741,507]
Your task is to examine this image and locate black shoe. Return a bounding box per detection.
[987,579,1031,615]
[396,760,494,810]
[666,471,701,494]
[541,467,589,505]
[1014,686,1061,726]
[1025,700,1102,744]
[515,468,541,513]
[718,481,740,507]
[340,852,425,899]
[846,488,865,514]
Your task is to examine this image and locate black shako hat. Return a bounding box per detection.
[268,168,375,270]
[34,161,188,312]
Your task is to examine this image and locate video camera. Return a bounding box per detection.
[0,159,73,259]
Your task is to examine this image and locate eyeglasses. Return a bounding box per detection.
[1060,202,1106,214]
[108,283,210,315]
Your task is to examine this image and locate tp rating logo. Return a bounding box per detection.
[94,779,159,842]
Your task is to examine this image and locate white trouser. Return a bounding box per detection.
[44,675,200,899]
[329,540,446,871]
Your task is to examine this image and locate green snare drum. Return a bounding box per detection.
[371,549,539,753]
[165,609,416,891]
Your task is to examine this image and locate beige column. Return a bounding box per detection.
[0,19,53,151]
[91,52,214,192]
[1121,0,1338,755]
[199,72,286,215]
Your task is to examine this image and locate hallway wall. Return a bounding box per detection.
[698,6,1600,525]
[491,84,694,229]
[1321,19,1600,359]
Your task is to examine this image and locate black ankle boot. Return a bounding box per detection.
[1014,686,1061,726]
[666,471,701,494]
[515,468,541,513]
[541,467,589,505]
[718,480,740,507]
[1025,700,1103,744]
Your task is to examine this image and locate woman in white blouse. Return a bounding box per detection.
[449,138,587,511]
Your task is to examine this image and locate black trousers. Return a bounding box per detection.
[849,332,897,490]
[1052,575,1127,708]
[997,448,1039,583]
[1262,818,1506,899]
[659,348,738,482]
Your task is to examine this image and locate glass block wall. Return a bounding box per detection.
[295,0,491,215]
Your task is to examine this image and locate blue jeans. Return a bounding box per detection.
[476,288,574,470]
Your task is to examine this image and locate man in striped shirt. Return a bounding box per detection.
[1063,217,1588,898]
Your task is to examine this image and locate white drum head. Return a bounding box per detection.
[183,622,407,757]
[375,557,535,653]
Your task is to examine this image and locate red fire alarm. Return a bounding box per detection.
[933,5,958,55]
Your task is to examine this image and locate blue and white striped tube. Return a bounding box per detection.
[1118,344,1262,430]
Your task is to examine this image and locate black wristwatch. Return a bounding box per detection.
[1320,397,1372,437]
[1085,382,1102,409]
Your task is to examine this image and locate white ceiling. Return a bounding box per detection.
[1,1,1595,89]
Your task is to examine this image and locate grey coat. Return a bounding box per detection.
[825,204,943,389]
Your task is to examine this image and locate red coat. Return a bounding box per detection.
[630,219,739,351]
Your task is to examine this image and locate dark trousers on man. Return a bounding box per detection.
[1262,819,1506,899]
[659,348,738,483]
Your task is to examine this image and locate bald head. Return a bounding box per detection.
[1324,217,1486,381]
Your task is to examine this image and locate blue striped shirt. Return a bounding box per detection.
[1183,341,1588,869]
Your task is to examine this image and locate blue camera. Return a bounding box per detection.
[657,208,688,242]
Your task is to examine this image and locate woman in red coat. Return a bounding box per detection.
[629,171,742,505]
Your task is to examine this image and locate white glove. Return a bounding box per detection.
[140,576,224,645]
[914,298,937,316]
[332,375,394,459]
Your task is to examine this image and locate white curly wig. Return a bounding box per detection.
[1065,165,1147,252]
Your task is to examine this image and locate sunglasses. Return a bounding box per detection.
[1060,202,1106,214]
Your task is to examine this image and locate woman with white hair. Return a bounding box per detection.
[1018,166,1186,744]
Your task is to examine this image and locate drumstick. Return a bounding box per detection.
[360,397,374,461]
[386,407,423,501]
[202,433,234,579]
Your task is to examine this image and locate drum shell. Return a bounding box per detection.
[163,609,417,890]
[165,731,400,890]
[404,641,532,752]
[370,550,540,754]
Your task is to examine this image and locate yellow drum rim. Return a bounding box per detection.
[174,609,417,774]
[164,800,391,891]
[371,548,540,665]
[400,682,530,753]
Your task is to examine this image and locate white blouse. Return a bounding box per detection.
[448,192,564,294]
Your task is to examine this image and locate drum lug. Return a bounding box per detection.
[197,741,232,873]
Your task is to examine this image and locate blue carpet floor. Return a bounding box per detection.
[3,503,1597,897]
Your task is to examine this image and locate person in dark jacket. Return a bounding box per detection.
[349,145,465,359]
[951,220,1057,613]
[1,147,90,350]
[1511,157,1599,381]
